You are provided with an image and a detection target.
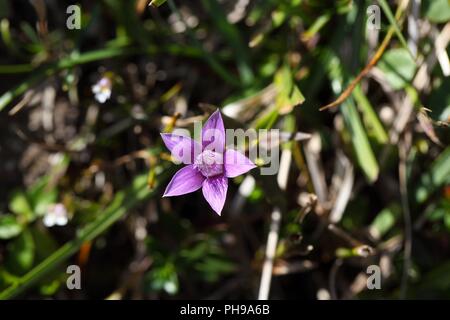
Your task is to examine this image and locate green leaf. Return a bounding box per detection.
[0,215,23,240]
[9,191,33,220]
[147,262,179,295]
[352,85,388,144]
[272,10,286,28]
[324,52,379,183]
[149,0,167,7]
[274,64,305,114]
[370,204,401,238]
[30,228,58,264]
[341,98,380,183]
[39,279,61,296]
[378,0,414,58]
[33,189,57,217]
[424,0,450,23]
[253,108,279,130]
[378,48,417,90]
[0,167,170,299]
[5,229,35,276]
[415,147,450,203]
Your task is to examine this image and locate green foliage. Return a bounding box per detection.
[5,229,35,276]
[415,147,450,204]
[0,0,449,300]
[378,48,417,90]
[0,215,22,240]
[423,0,450,23]
[150,0,167,7]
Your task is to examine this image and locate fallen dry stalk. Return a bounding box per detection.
[319,0,409,111]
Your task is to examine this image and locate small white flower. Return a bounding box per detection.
[91,77,112,103]
[43,203,69,227]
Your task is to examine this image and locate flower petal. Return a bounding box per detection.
[55,215,68,226]
[224,149,257,178]
[161,133,201,165]
[202,110,225,153]
[43,214,56,227]
[202,175,228,216]
[163,165,205,197]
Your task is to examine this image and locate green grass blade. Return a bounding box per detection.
[378,0,415,59]
[0,169,170,300]
[352,85,388,144]
[415,146,450,204]
[341,97,380,183]
[200,0,254,85]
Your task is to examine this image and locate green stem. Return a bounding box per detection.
[0,170,169,300]
[0,64,34,74]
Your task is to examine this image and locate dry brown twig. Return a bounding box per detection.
[319,0,410,111]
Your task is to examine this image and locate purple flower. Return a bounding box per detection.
[161,110,256,215]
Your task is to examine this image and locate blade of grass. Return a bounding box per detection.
[352,84,389,144]
[150,0,167,7]
[0,166,170,300]
[326,52,380,183]
[378,0,414,59]
[341,98,380,182]
[200,0,254,85]
[415,146,450,204]
[319,0,410,111]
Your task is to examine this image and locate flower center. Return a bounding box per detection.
[194,150,224,177]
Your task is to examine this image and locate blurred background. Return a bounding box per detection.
[0,0,449,300]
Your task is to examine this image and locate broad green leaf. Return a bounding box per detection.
[0,167,170,299]
[33,189,57,217]
[0,215,22,240]
[378,48,417,90]
[9,191,33,220]
[424,0,450,23]
[274,64,305,114]
[378,0,414,58]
